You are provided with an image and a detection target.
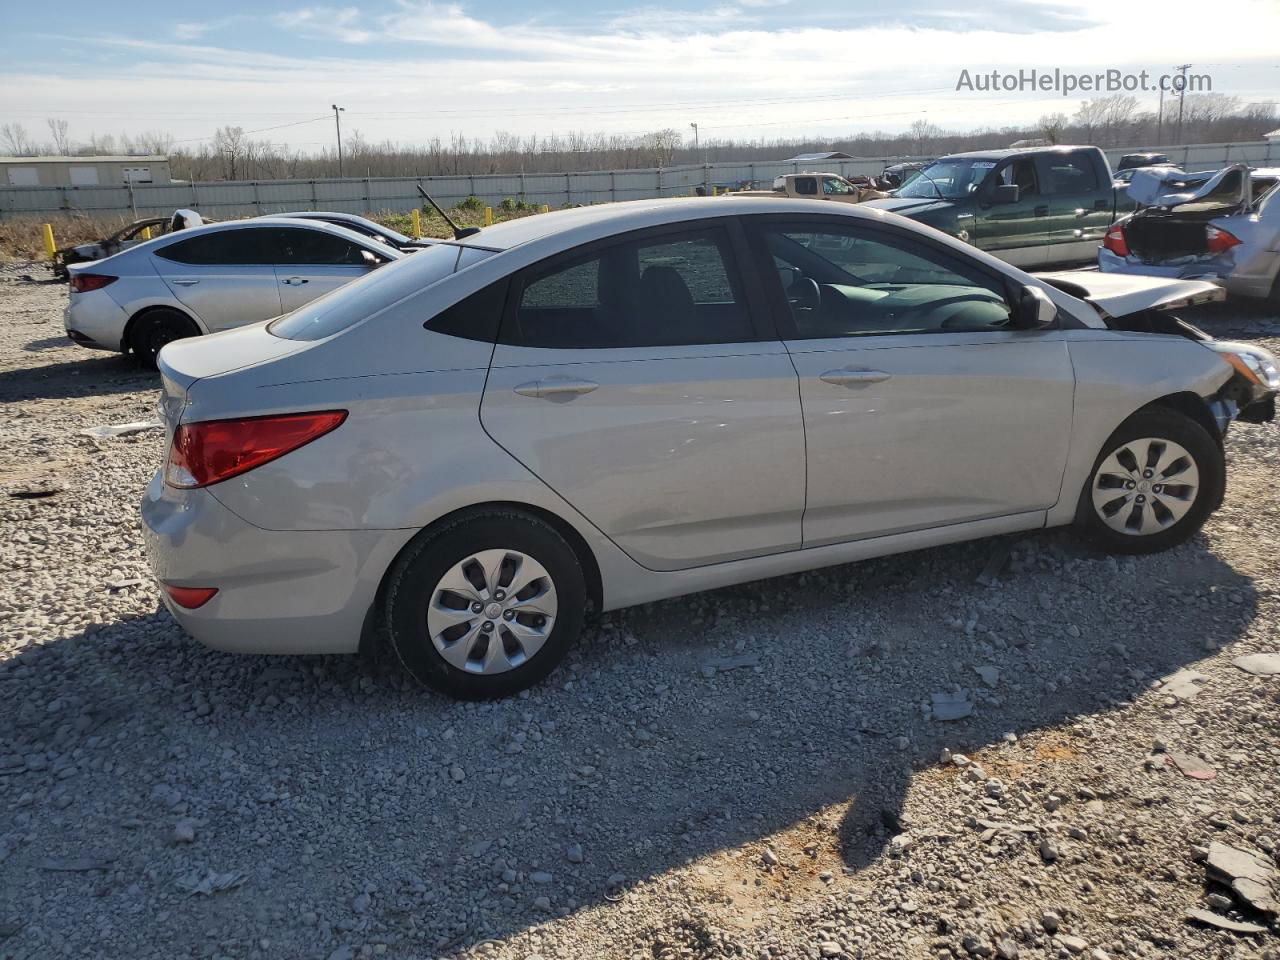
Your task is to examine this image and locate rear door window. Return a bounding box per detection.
[1040,153,1099,193]
[156,228,275,265]
[506,226,756,349]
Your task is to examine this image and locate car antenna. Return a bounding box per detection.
[416,185,481,239]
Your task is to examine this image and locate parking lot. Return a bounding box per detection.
[1,259,1279,959]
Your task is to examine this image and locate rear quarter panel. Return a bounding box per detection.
[1047,332,1233,526]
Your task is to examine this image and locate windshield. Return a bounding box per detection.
[896,159,997,199]
[268,242,490,341]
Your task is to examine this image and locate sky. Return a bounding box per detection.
[0,0,1278,152]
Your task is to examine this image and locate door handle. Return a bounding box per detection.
[171,278,199,286]
[512,378,599,399]
[281,277,309,286]
[1034,205,1049,217]
[819,368,891,386]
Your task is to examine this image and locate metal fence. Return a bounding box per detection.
[3,140,1276,220]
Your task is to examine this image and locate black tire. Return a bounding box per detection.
[1075,408,1224,555]
[384,510,586,699]
[129,309,200,369]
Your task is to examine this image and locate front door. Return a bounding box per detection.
[271,226,383,312]
[1038,149,1112,265]
[480,222,806,571]
[746,216,1075,546]
[149,227,282,331]
[975,156,1050,269]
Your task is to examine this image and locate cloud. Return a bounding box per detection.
[274,7,372,44]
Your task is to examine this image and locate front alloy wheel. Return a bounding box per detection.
[1076,408,1223,555]
[1090,437,1200,536]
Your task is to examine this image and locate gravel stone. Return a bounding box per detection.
[1,265,1277,958]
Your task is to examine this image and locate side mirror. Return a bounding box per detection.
[360,249,382,268]
[1015,284,1058,329]
[992,183,1020,204]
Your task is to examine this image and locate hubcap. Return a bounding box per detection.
[1091,437,1200,536]
[426,549,557,675]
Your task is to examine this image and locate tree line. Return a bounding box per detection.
[2,94,1276,182]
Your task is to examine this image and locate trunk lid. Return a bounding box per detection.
[1035,270,1224,319]
[1127,163,1251,213]
[156,320,309,432]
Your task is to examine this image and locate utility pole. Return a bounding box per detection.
[689,121,699,157]
[332,103,346,177]
[1156,85,1164,144]
[1174,64,1191,144]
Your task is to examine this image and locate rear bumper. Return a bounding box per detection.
[64,294,129,352]
[1097,249,1270,300]
[140,472,415,655]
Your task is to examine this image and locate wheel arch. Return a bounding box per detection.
[121,303,205,353]
[1139,391,1223,448]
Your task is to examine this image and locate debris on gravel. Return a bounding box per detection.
[2,262,1280,957]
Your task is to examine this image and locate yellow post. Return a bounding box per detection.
[141,226,152,241]
[539,203,550,214]
[483,206,494,226]
[42,223,56,260]
[411,208,421,237]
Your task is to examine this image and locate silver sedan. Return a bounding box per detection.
[142,197,1279,698]
[64,217,402,366]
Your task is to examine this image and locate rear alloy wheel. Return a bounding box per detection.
[1076,409,1223,554]
[130,309,200,369]
[385,511,585,699]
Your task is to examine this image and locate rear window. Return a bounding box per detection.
[268,243,491,341]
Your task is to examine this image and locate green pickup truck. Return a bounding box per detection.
[863,145,1134,269]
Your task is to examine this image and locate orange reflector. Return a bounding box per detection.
[164,585,218,609]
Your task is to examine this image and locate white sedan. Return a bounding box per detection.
[64,217,402,366]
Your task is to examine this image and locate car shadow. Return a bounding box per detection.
[0,354,154,403]
[0,528,1257,957]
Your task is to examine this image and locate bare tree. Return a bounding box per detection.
[214,126,246,180]
[0,122,33,156]
[1072,98,1110,144]
[907,119,942,155]
[1037,112,1069,144]
[46,118,71,155]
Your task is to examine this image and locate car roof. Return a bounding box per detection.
[74,216,406,267]
[937,145,1095,163]
[454,196,892,252]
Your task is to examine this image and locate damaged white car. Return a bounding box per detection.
[1099,164,1280,304]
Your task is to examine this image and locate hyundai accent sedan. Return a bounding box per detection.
[142,197,1278,699]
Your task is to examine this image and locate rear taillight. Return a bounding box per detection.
[1205,226,1241,255]
[1102,224,1129,258]
[165,411,347,488]
[69,273,117,293]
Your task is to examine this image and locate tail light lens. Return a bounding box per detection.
[69,273,117,293]
[165,411,347,488]
[1205,226,1241,254]
[1102,224,1129,258]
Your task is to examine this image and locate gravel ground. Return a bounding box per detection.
[1,260,1279,960]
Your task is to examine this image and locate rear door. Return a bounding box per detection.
[1038,149,1111,264]
[272,226,385,312]
[975,156,1050,268]
[479,220,806,571]
[150,228,282,331]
